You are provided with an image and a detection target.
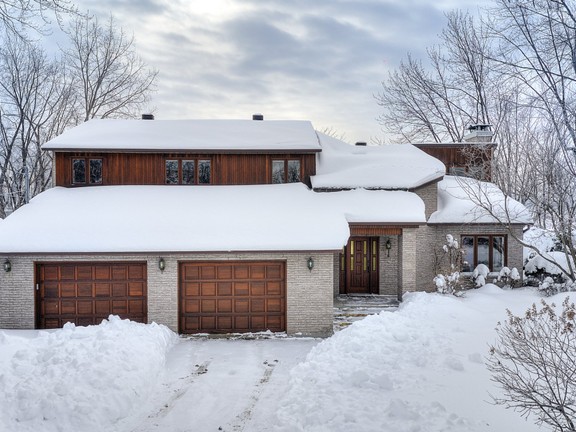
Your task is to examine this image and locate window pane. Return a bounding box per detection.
[492,236,505,272]
[165,160,178,184]
[272,160,284,184]
[287,160,301,183]
[73,159,86,184]
[182,160,195,185]
[89,159,102,184]
[461,236,474,272]
[477,236,490,269]
[198,160,211,184]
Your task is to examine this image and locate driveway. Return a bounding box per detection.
[132,337,319,432]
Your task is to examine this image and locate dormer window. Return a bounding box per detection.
[272,159,301,184]
[72,158,102,185]
[165,159,211,185]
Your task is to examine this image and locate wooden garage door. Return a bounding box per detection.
[36,262,147,329]
[179,261,286,334]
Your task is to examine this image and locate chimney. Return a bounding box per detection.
[463,124,493,143]
[142,114,154,120]
[355,141,367,146]
[252,113,264,121]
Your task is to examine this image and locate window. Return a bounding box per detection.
[165,159,211,185]
[461,235,506,272]
[272,159,301,184]
[72,158,102,185]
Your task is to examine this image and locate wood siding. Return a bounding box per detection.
[413,144,495,180]
[54,152,317,187]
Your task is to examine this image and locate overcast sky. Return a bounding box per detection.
[71,0,488,143]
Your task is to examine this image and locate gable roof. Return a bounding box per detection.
[311,133,446,190]
[0,184,425,254]
[41,119,322,153]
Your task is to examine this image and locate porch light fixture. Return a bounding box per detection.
[3,259,11,272]
[307,257,314,272]
[158,257,166,272]
[385,238,392,257]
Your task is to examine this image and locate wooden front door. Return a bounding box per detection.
[342,237,379,294]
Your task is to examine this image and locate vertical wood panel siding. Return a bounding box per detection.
[54,152,317,187]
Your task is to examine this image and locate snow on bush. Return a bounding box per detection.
[497,267,521,289]
[472,264,490,287]
[434,234,464,295]
[0,316,178,432]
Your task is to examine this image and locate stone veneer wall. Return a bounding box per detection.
[379,235,400,297]
[419,224,525,291]
[413,181,439,220]
[0,252,335,337]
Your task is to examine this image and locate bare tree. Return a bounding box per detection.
[64,14,158,121]
[0,32,74,216]
[377,11,497,143]
[0,0,78,38]
[487,297,576,431]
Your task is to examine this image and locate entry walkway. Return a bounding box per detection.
[333,294,399,332]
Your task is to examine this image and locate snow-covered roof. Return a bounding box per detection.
[429,176,531,224]
[41,119,322,152]
[311,133,446,190]
[0,184,425,253]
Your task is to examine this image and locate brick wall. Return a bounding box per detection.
[413,181,439,220]
[0,252,334,337]
[379,235,400,297]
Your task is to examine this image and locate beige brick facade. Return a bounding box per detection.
[0,252,334,337]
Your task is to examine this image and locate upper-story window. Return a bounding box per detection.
[272,159,301,184]
[165,159,211,185]
[72,158,103,185]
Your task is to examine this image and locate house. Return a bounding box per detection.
[0,116,530,336]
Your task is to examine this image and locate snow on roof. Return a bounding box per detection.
[0,184,425,253]
[428,176,531,224]
[41,119,322,152]
[311,133,446,190]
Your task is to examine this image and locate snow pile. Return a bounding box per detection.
[312,133,445,190]
[0,316,178,432]
[429,176,531,224]
[275,286,544,432]
[525,251,574,277]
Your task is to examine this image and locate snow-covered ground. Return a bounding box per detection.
[0,286,559,431]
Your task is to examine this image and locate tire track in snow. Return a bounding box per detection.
[219,359,279,432]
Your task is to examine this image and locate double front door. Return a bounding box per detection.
[340,237,379,294]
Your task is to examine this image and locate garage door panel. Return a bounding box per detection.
[95,283,111,297]
[180,261,286,334]
[60,300,76,314]
[76,266,93,280]
[37,262,147,329]
[234,282,249,296]
[201,299,216,313]
[128,282,144,296]
[217,282,232,296]
[61,283,76,297]
[60,266,76,280]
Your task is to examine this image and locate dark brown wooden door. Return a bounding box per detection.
[36,262,147,329]
[344,237,379,294]
[179,261,286,334]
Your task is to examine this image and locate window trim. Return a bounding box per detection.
[164,158,212,185]
[71,157,103,185]
[460,234,507,272]
[271,158,302,184]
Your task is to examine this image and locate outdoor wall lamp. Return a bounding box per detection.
[158,257,166,272]
[385,238,392,257]
[307,257,314,272]
[4,259,11,272]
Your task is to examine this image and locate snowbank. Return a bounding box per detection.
[0,316,178,432]
[275,286,547,432]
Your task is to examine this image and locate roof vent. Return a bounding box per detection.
[355,141,367,146]
[142,114,154,120]
[252,113,264,121]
